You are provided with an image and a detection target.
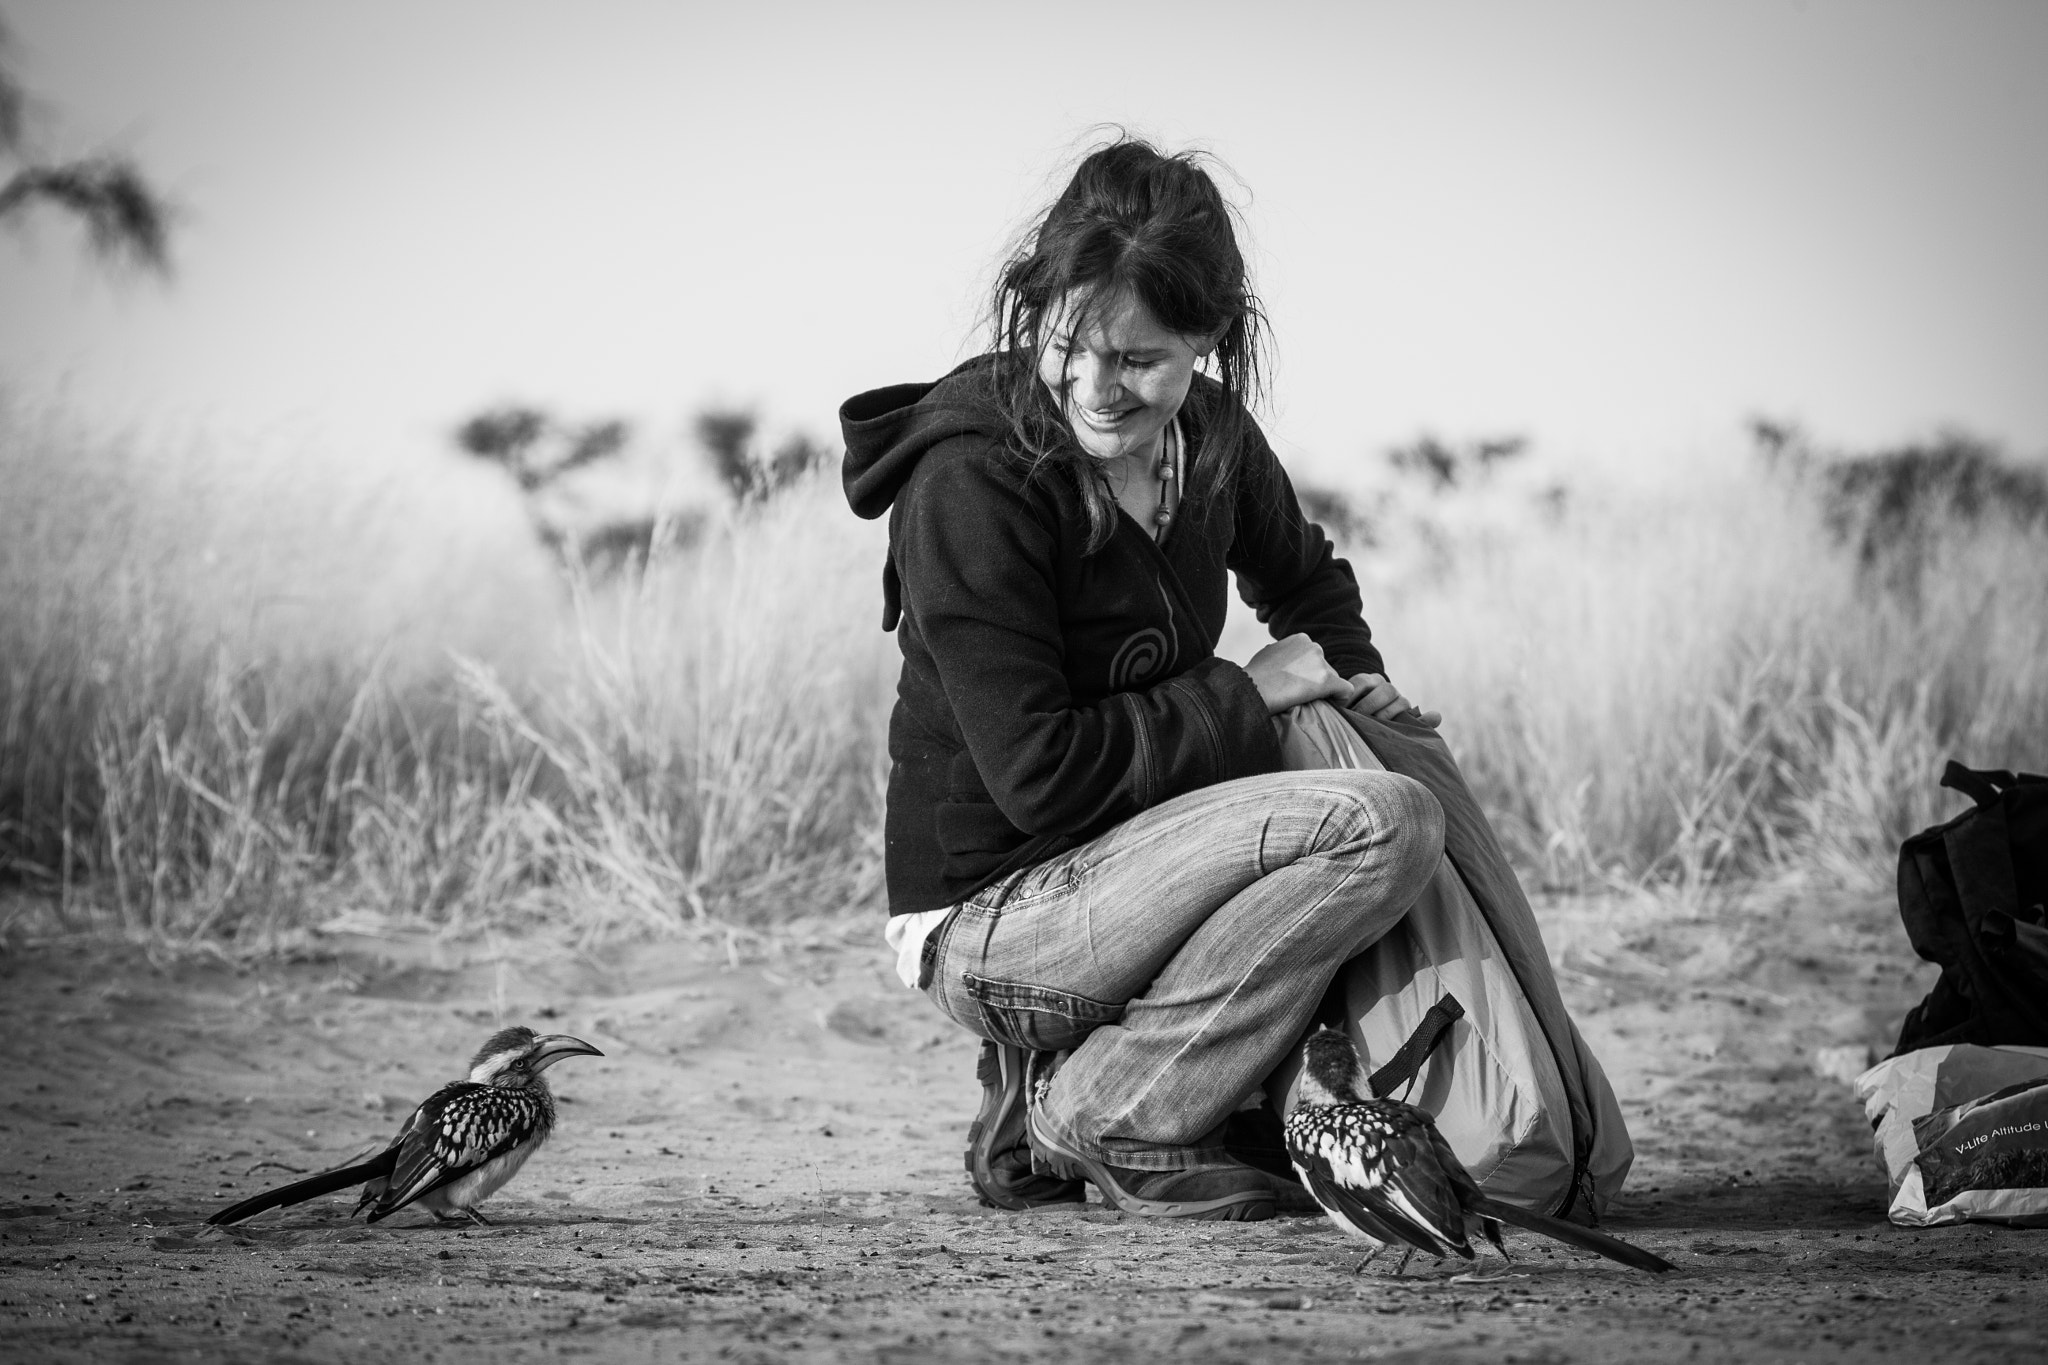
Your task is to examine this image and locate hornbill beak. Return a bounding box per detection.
[526,1035,604,1073]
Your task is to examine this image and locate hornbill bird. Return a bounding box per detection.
[1284,1027,1672,1275]
[206,1027,602,1227]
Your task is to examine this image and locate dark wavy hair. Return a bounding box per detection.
[989,137,1269,551]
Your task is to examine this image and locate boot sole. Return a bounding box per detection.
[1026,1111,1277,1222]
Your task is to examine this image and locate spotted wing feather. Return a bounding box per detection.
[1285,1104,1472,1260]
[1367,1099,1478,1248]
[1293,1152,1436,1252]
[364,1081,551,1221]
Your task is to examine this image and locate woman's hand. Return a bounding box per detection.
[1245,634,1354,715]
[1346,672,1441,728]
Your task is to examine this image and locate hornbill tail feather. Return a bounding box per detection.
[205,1152,398,1226]
[1468,1194,1674,1274]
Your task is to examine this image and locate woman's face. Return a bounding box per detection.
[1036,291,1215,464]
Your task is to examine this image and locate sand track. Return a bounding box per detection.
[3,890,2043,1363]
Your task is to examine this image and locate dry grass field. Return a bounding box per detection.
[4,393,2047,1361]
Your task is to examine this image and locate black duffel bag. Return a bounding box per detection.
[1893,761,2048,1054]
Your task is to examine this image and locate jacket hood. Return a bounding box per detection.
[840,356,1006,520]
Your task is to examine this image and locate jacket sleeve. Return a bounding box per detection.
[1226,421,1387,681]
[895,444,1281,839]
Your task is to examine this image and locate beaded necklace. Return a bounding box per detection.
[1151,416,1183,539]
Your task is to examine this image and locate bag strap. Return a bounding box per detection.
[1368,994,1466,1100]
[1942,760,2016,808]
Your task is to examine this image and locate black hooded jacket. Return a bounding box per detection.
[840,356,1385,915]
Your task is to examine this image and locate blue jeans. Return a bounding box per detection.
[925,767,1445,1171]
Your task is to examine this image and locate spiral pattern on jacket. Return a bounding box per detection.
[1108,627,1169,691]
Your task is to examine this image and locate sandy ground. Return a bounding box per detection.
[3,886,2045,1364]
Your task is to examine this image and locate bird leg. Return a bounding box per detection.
[1481,1218,1510,1265]
[430,1207,492,1228]
[1394,1248,1416,1277]
[1352,1244,1384,1275]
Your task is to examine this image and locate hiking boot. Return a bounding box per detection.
[1027,1109,1277,1221]
[966,1041,1086,1211]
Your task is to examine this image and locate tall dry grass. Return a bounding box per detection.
[444,483,895,938]
[3,386,2041,948]
[1319,454,2048,901]
[1,390,893,945]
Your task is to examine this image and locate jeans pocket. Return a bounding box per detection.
[966,858,1083,912]
[959,972,1122,1052]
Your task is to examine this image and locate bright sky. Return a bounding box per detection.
[3,0,2045,491]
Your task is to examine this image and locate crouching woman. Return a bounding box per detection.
[839,139,1444,1220]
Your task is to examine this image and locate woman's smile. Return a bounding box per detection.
[1037,291,1214,466]
[1078,405,1137,430]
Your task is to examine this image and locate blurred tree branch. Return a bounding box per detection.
[1386,433,1528,492]
[455,406,635,494]
[453,399,831,579]
[695,408,826,501]
[0,14,173,275]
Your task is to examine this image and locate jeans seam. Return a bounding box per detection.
[972,856,1087,914]
[961,971,1121,1051]
[961,971,1121,1019]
